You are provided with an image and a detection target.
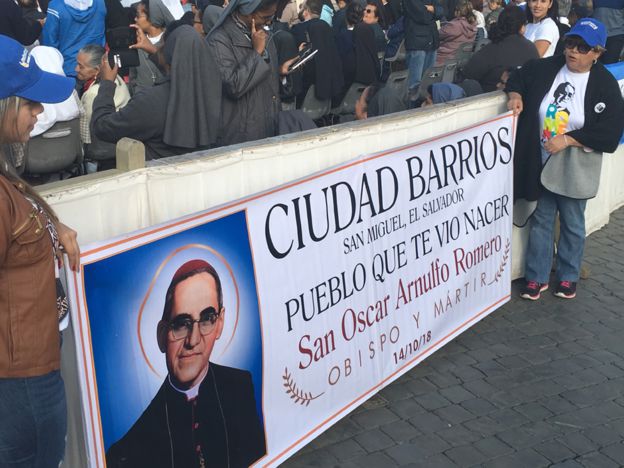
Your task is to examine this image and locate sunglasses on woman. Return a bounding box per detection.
[564,37,593,54]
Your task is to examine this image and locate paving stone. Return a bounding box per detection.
[384,434,450,464]
[550,461,585,468]
[472,436,514,458]
[450,365,486,382]
[462,416,507,437]
[583,425,624,448]
[435,424,482,447]
[577,451,621,468]
[388,398,426,419]
[482,448,550,468]
[444,445,488,466]
[496,426,554,450]
[513,402,554,422]
[557,432,599,456]
[312,418,363,447]
[413,453,456,467]
[354,429,396,453]
[549,406,617,429]
[325,439,366,461]
[380,420,420,443]
[460,398,498,417]
[414,392,451,411]
[348,451,399,468]
[408,411,450,433]
[425,371,461,389]
[352,407,401,429]
[594,364,624,379]
[434,404,476,425]
[540,395,580,415]
[600,442,624,465]
[380,382,414,402]
[461,379,499,399]
[286,448,339,466]
[403,379,438,396]
[488,408,531,428]
[439,385,475,404]
[593,400,624,421]
[533,439,576,463]
[495,355,531,369]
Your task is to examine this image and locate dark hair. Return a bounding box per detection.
[456,0,477,23]
[346,2,363,25]
[469,0,482,12]
[526,0,558,24]
[366,0,387,28]
[138,0,150,18]
[305,0,324,16]
[489,5,525,43]
[253,0,281,12]
[161,263,224,322]
[568,4,589,19]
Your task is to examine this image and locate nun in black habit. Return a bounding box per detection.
[92,25,222,159]
[294,17,344,106]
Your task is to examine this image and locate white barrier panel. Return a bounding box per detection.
[49,94,624,467]
[68,114,514,467]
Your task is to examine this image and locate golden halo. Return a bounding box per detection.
[136,244,240,378]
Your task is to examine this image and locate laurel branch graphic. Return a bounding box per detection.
[283,367,325,406]
[488,237,511,285]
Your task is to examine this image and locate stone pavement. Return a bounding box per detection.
[283,208,624,468]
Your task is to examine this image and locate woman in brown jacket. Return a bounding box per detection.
[0,34,80,467]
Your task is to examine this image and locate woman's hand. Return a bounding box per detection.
[56,223,80,272]
[280,56,298,76]
[251,18,267,55]
[544,134,578,154]
[129,24,158,55]
[507,91,523,116]
[100,54,119,82]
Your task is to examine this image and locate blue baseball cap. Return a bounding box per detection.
[0,35,75,103]
[565,18,607,48]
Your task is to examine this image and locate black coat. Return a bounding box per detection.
[208,16,281,146]
[106,363,266,468]
[505,55,624,202]
[462,34,539,92]
[0,0,42,45]
[91,79,190,160]
[403,0,444,51]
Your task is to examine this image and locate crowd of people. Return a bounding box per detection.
[1,0,623,464]
[1,0,621,172]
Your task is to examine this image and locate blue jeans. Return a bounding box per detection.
[524,190,587,283]
[0,370,67,468]
[406,49,437,94]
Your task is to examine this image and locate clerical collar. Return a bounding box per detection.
[168,368,208,401]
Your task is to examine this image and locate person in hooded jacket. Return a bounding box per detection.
[434,0,476,65]
[41,0,107,77]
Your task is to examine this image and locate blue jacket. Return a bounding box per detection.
[41,0,107,76]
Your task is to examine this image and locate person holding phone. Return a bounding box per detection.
[207,0,298,146]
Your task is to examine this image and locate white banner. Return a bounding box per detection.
[68,113,515,467]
